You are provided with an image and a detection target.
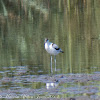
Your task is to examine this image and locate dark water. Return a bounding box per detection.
[0,0,100,99]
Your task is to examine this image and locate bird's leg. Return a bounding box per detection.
[50,55,53,73]
[54,55,56,71]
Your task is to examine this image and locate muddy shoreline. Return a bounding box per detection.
[32,73,100,100]
[0,73,100,100]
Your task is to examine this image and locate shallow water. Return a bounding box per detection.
[0,66,100,99]
[0,0,100,99]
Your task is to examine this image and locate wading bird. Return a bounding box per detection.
[44,38,64,73]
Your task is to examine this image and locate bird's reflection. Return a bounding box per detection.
[46,81,59,89]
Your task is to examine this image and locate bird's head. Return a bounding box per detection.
[45,38,49,43]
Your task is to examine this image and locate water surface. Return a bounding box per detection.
[0,0,100,99]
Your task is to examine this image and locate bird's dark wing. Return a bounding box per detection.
[52,43,60,50]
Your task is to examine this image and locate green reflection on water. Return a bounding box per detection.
[0,0,100,75]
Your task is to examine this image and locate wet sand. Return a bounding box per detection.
[0,72,100,100]
[32,73,100,100]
